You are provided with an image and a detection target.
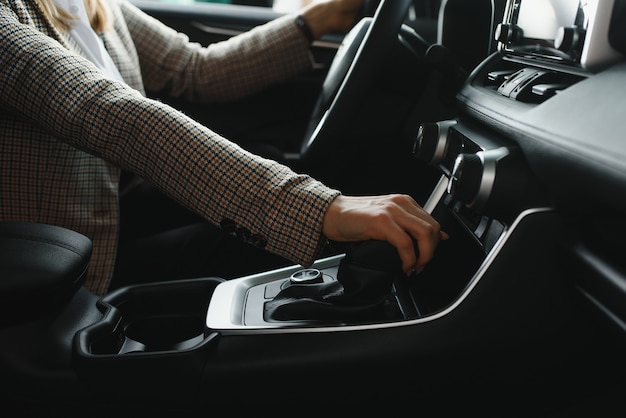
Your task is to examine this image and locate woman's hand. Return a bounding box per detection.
[322,194,449,276]
[300,0,365,39]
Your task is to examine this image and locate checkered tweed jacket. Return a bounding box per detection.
[0,0,340,295]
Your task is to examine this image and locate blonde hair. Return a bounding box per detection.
[36,0,111,32]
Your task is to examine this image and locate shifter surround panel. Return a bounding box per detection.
[246,266,339,326]
[205,252,409,330]
[206,255,346,330]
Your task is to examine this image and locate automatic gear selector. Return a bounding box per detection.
[264,240,405,322]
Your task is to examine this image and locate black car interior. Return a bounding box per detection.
[3,0,626,415]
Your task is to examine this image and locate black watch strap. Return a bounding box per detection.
[295,15,314,43]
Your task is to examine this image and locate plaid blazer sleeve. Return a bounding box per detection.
[0,0,340,269]
[119,0,316,102]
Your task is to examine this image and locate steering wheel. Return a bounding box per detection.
[299,0,414,161]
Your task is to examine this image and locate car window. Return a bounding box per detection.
[138,0,442,43]
[148,0,307,12]
[143,1,442,19]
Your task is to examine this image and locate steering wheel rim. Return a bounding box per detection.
[299,0,413,161]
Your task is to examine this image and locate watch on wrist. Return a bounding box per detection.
[295,15,314,43]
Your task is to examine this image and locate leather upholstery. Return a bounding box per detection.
[0,222,92,325]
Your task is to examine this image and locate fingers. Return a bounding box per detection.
[322,194,448,275]
[395,215,445,275]
[301,0,364,37]
[375,194,448,275]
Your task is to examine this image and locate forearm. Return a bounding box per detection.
[0,4,338,266]
[121,0,315,103]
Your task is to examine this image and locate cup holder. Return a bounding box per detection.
[121,315,205,353]
[73,277,225,398]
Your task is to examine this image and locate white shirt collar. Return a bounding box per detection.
[53,0,124,82]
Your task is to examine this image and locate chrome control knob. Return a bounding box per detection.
[447,147,512,212]
[448,152,483,206]
[554,26,583,53]
[412,119,457,167]
[446,147,542,221]
[495,23,522,46]
[289,268,324,285]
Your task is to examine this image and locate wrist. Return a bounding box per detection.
[295,14,315,43]
[300,2,331,40]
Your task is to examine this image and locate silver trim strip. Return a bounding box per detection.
[423,175,448,214]
[576,287,626,332]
